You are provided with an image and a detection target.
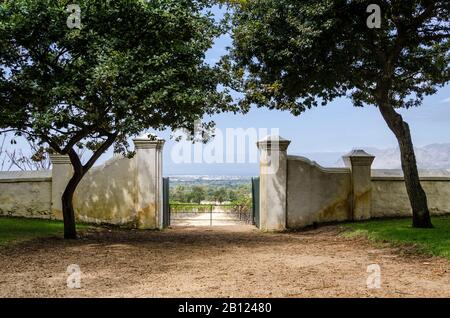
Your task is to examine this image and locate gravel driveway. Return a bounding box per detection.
[0,225,448,297]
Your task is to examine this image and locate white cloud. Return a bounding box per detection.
[440,97,450,104]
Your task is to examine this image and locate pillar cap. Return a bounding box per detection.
[342,149,375,167]
[257,135,291,151]
[49,154,71,164]
[133,136,165,150]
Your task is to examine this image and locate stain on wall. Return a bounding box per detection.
[287,156,351,228]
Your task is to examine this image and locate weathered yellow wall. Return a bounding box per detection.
[0,161,139,225]
[371,177,450,218]
[286,157,450,229]
[73,156,138,226]
[287,156,352,228]
[0,171,52,219]
[3,147,449,230]
[0,139,164,229]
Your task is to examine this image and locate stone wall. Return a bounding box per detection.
[2,134,449,231]
[371,174,450,218]
[0,171,52,219]
[287,156,351,228]
[257,135,450,231]
[73,155,137,226]
[0,137,165,229]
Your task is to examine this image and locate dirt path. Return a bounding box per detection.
[171,212,247,226]
[0,225,448,298]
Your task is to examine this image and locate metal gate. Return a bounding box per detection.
[162,176,260,228]
[170,203,251,226]
[251,177,260,228]
[162,177,170,228]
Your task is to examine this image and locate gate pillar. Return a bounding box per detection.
[257,135,291,231]
[343,149,375,221]
[49,154,72,220]
[133,137,165,229]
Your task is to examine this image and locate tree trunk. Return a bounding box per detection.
[378,103,433,228]
[61,171,83,239]
[58,134,117,239]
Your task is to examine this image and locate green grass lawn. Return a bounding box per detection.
[0,217,89,247]
[343,216,450,259]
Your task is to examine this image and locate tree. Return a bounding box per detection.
[213,188,226,202]
[0,0,229,238]
[189,186,206,203]
[224,0,450,228]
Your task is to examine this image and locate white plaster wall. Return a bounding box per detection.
[73,155,138,225]
[0,139,162,228]
[371,177,450,217]
[287,156,352,228]
[0,171,52,219]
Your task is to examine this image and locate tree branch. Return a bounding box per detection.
[83,133,118,172]
[62,129,90,154]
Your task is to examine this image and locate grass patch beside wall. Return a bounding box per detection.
[0,217,89,246]
[343,216,450,259]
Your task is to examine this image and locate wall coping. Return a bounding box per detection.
[133,137,165,150]
[0,171,52,183]
[257,135,291,151]
[49,154,71,164]
[372,176,450,182]
[85,154,132,175]
[372,168,450,181]
[342,149,375,168]
[288,155,351,174]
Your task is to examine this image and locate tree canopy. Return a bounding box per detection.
[0,0,229,238]
[1,0,229,156]
[225,0,449,112]
[224,0,450,227]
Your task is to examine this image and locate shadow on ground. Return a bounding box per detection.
[0,225,448,298]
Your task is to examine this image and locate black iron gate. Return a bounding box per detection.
[251,177,260,228]
[162,177,170,228]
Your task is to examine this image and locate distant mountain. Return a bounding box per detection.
[332,143,450,169]
[163,144,450,176]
